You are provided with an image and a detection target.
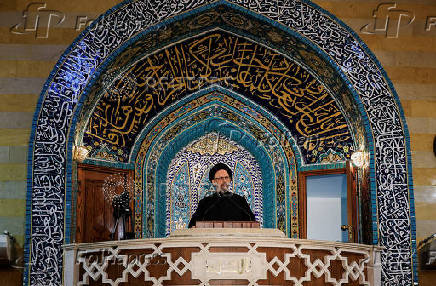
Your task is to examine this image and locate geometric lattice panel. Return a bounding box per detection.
[69,231,380,286]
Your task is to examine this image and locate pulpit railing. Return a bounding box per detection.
[64,228,382,286]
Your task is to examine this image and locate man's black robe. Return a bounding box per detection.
[188,192,255,228]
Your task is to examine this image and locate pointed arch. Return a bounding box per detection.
[25,1,415,285]
[132,89,298,237]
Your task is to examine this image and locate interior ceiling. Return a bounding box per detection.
[75,5,368,165]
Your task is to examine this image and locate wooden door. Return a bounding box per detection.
[75,164,134,243]
[298,162,358,242]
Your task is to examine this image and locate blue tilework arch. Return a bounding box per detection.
[25,1,415,285]
[134,94,295,237]
[131,87,299,237]
[154,118,278,237]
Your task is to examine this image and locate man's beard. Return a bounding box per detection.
[215,182,229,193]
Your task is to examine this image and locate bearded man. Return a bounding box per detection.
[188,163,255,228]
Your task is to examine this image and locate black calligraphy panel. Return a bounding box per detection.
[83,31,354,165]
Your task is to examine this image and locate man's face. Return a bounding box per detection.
[212,169,231,193]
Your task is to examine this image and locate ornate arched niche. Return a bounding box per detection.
[26,1,416,285]
[130,91,297,238]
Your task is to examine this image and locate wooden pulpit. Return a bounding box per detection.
[64,227,382,285]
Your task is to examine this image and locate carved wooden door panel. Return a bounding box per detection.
[75,164,133,243]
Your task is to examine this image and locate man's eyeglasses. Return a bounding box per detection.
[214,176,230,181]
